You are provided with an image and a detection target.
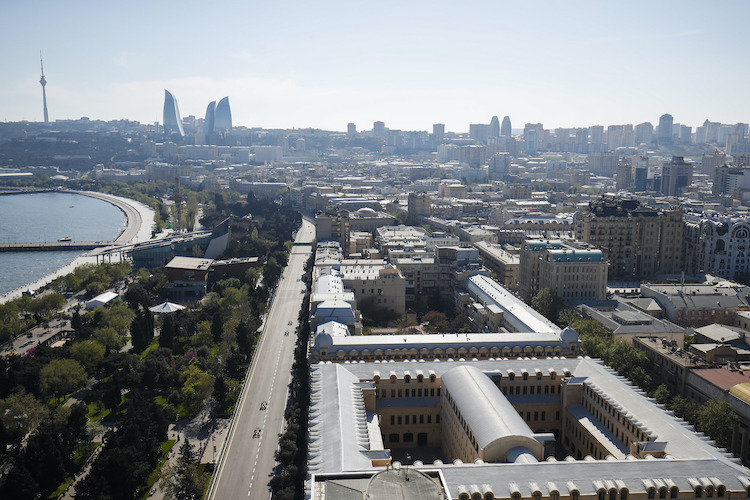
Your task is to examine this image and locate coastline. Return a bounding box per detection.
[0,191,157,304]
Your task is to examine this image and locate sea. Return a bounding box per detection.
[0,192,126,297]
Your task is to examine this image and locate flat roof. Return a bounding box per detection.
[165,256,213,271]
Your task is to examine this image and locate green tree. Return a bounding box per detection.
[159,315,176,349]
[531,288,565,321]
[180,363,215,415]
[697,399,738,449]
[164,438,207,500]
[651,384,672,406]
[70,340,106,373]
[670,395,699,423]
[423,310,449,333]
[0,391,48,441]
[41,359,88,401]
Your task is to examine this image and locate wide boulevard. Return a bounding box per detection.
[207,217,315,500]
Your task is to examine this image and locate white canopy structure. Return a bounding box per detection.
[149,301,186,314]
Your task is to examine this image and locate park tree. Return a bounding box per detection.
[180,363,215,416]
[70,340,106,373]
[131,310,155,353]
[0,390,48,441]
[124,282,151,310]
[159,315,176,349]
[164,438,205,500]
[40,359,88,401]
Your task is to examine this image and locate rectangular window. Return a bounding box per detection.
[428,414,432,424]
[397,416,402,425]
[420,414,424,424]
[390,415,395,425]
[412,415,417,424]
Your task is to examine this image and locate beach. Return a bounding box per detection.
[0,191,157,304]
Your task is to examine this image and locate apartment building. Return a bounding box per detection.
[574,196,684,279]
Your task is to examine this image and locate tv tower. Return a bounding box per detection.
[40,51,49,124]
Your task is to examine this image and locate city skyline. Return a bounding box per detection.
[2,1,749,131]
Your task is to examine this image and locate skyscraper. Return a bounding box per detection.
[500,116,512,137]
[214,97,232,133]
[163,90,185,137]
[204,100,216,137]
[661,155,692,196]
[489,116,500,138]
[39,51,48,124]
[658,113,673,145]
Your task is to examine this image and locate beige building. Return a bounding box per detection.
[520,240,607,302]
[308,357,750,500]
[339,259,406,317]
[315,209,351,254]
[574,196,684,279]
[475,241,520,291]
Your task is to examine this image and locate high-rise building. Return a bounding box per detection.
[373,121,386,139]
[500,116,512,137]
[39,52,49,124]
[660,155,693,196]
[588,152,618,176]
[347,123,357,137]
[616,160,632,191]
[204,100,216,137]
[214,96,232,133]
[432,123,445,145]
[574,196,684,279]
[658,113,674,145]
[489,116,500,138]
[702,150,726,175]
[163,90,185,137]
[680,125,692,144]
[524,123,543,154]
[635,122,653,144]
[469,123,489,143]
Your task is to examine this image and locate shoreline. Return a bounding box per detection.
[0,191,157,304]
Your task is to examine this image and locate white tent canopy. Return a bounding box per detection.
[149,301,186,314]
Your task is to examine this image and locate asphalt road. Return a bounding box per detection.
[207,218,315,500]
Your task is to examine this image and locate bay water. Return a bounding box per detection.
[0,192,126,297]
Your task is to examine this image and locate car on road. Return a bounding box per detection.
[288,320,293,325]
[260,401,267,410]
[253,428,261,438]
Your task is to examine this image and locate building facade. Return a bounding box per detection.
[574,196,684,279]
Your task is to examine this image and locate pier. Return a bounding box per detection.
[0,241,113,252]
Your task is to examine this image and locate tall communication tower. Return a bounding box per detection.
[40,51,49,124]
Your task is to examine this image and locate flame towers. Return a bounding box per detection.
[163,90,185,137]
[214,97,232,133]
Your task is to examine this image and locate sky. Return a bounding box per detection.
[1,0,749,133]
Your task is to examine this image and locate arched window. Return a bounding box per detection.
[695,486,703,498]
[648,488,656,499]
[660,487,667,499]
[670,487,679,499]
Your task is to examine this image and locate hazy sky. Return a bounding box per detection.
[2,1,748,133]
